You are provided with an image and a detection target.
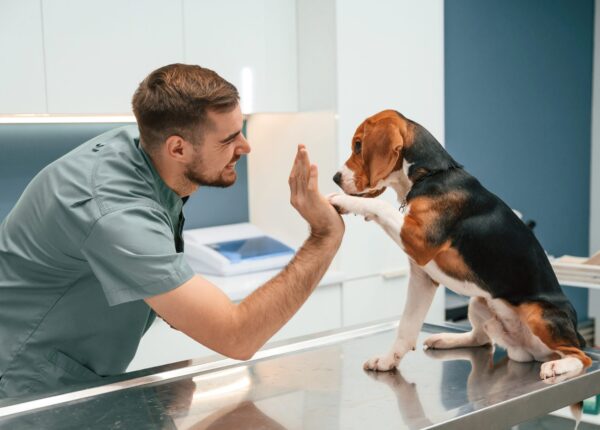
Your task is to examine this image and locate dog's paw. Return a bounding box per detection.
[363,351,404,372]
[424,332,478,350]
[327,193,380,221]
[327,193,350,215]
[423,333,453,350]
[540,357,584,382]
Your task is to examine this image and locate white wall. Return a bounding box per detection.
[335,0,445,279]
[246,111,338,249]
[268,1,446,323]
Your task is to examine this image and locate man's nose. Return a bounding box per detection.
[238,136,251,154]
[333,172,342,185]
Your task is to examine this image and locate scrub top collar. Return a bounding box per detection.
[135,137,186,212]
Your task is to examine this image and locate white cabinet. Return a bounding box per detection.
[342,274,447,327]
[0,0,46,114]
[0,1,298,114]
[183,0,297,113]
[270,283,342,341]
[128,283,342,372]
[127,317,214,372]
[342,275,408,327]
[41,0,184,113]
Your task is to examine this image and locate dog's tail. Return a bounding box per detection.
[570,401,583,430]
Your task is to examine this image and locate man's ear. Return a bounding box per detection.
[165,135,188,161]
[364,122,404,186]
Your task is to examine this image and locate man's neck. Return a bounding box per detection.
[143,144,198,198]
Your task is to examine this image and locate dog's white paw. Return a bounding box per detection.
[363,351,404,372]
[423,334,449,350]
[327,193,379,221]
[423,332,482,350]
[540,357,584,382]
[327,193,351,215]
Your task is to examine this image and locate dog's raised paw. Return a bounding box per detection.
[327,193,350,215]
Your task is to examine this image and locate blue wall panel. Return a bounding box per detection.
[0,124,249,229]
[445,0,594,319]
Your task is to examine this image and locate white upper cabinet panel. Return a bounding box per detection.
[42,0,184,114]
[0,0,47,114]
[296,0,336,111]
[262,0,298,112]
[183,0,297,113]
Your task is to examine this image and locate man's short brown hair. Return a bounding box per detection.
[132,63,239,151]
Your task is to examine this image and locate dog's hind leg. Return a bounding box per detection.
[424,296,492,349]
[517,302,592,380]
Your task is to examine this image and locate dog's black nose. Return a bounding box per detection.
[333,172,342,185]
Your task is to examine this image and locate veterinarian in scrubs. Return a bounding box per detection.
[0,64,344,397]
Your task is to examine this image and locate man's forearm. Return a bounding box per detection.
[232,232,342,357]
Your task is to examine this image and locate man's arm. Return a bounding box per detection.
[145,145,344,360]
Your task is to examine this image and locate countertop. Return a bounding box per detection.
[1,319,599,429]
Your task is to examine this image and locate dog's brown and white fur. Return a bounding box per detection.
[329,110,591,381]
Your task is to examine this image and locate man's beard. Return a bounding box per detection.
[184,157,239,188]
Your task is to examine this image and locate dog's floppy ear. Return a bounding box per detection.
[363,120,404,186]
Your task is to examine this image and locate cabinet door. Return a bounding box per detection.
[343,274,446,327]
[128,284,343,372]
[42,0,184,113]
[0,0,46,113]
[183,0,297,113]
[127,318,215,372]
[269,284,342,342]
[342,275,408,327]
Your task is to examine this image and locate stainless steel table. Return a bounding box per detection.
[0,319,599,429]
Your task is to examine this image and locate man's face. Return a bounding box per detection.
[184,104,250,188]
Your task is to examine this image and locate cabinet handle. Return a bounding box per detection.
[381,268,409,280]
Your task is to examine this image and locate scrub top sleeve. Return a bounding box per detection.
[81,206,195,306]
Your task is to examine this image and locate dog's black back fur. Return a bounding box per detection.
[402,119,585,348]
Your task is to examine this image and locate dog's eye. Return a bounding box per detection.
[354,140,362,154]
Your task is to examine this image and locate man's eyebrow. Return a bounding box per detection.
[219,130,242,143]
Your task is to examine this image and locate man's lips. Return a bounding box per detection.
[226,157,241,168]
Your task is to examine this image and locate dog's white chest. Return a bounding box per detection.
[422,261,554,362]
[423,261,491,298]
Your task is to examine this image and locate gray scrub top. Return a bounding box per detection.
[0,125,195,397]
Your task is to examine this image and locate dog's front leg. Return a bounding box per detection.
[328,194,404,247]
[364,263,438,371]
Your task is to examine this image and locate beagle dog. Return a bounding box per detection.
[329,110,591,380]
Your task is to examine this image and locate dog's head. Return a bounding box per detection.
[333,110,412,197]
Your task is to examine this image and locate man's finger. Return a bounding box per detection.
[289,145,303,177]
[298,146,310,177]
[307,164,319,192]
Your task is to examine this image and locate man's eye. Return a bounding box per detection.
[354,140,362,154]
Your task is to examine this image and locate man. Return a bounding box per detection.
[0,64,344,397]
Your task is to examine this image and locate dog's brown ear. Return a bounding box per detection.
[363,121,403,186]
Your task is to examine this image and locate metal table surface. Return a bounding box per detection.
[1,319,599,429]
